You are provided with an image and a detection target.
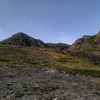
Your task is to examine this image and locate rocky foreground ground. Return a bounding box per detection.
[0,66,100,100]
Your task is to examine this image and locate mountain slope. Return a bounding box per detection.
[0,45,100,77]
[46,43,70,49]
[70,32,100,55]
[0,32,46,47]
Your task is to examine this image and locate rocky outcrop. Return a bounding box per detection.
[70,32,100,55]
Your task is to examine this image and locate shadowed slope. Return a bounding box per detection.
[0,32,46,47]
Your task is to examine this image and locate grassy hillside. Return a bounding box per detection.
[0,45,100,77]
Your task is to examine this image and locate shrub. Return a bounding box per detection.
[15,90,24,98]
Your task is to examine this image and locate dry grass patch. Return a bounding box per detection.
[6,72,17,77]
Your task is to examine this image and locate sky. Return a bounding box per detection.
[0,0,100,44]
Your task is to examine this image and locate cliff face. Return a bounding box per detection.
[70,32,100,55]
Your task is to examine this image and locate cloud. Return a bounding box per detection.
[59,31,75,44]
[0,29,2,34]
[48,28,52,32]
[29,20,33,24]
[61,37,67,42]
[94,16,100,28]
[59,32,67,43]
[60,32,65,35]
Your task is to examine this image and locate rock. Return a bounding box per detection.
[70,31,100,54]
[0,66,100,100]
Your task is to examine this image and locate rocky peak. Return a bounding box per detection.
[13,32,25,35]
[0,32,46,47]
[70,32,100,55]
[82,35,90,39]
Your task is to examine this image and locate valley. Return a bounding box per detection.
[0,32,100,100]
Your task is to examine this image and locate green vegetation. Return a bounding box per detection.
[0,45,100,77]
[55,66,100,77]
[15,90,24,98]
[6,72,17,77]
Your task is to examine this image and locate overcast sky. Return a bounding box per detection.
[0,0,100,44]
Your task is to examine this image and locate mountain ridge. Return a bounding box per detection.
[0,32,100,76]
[0,32,47,47]
[0,32,70,49]
[69,31,100,55]
[0,31,100,56]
